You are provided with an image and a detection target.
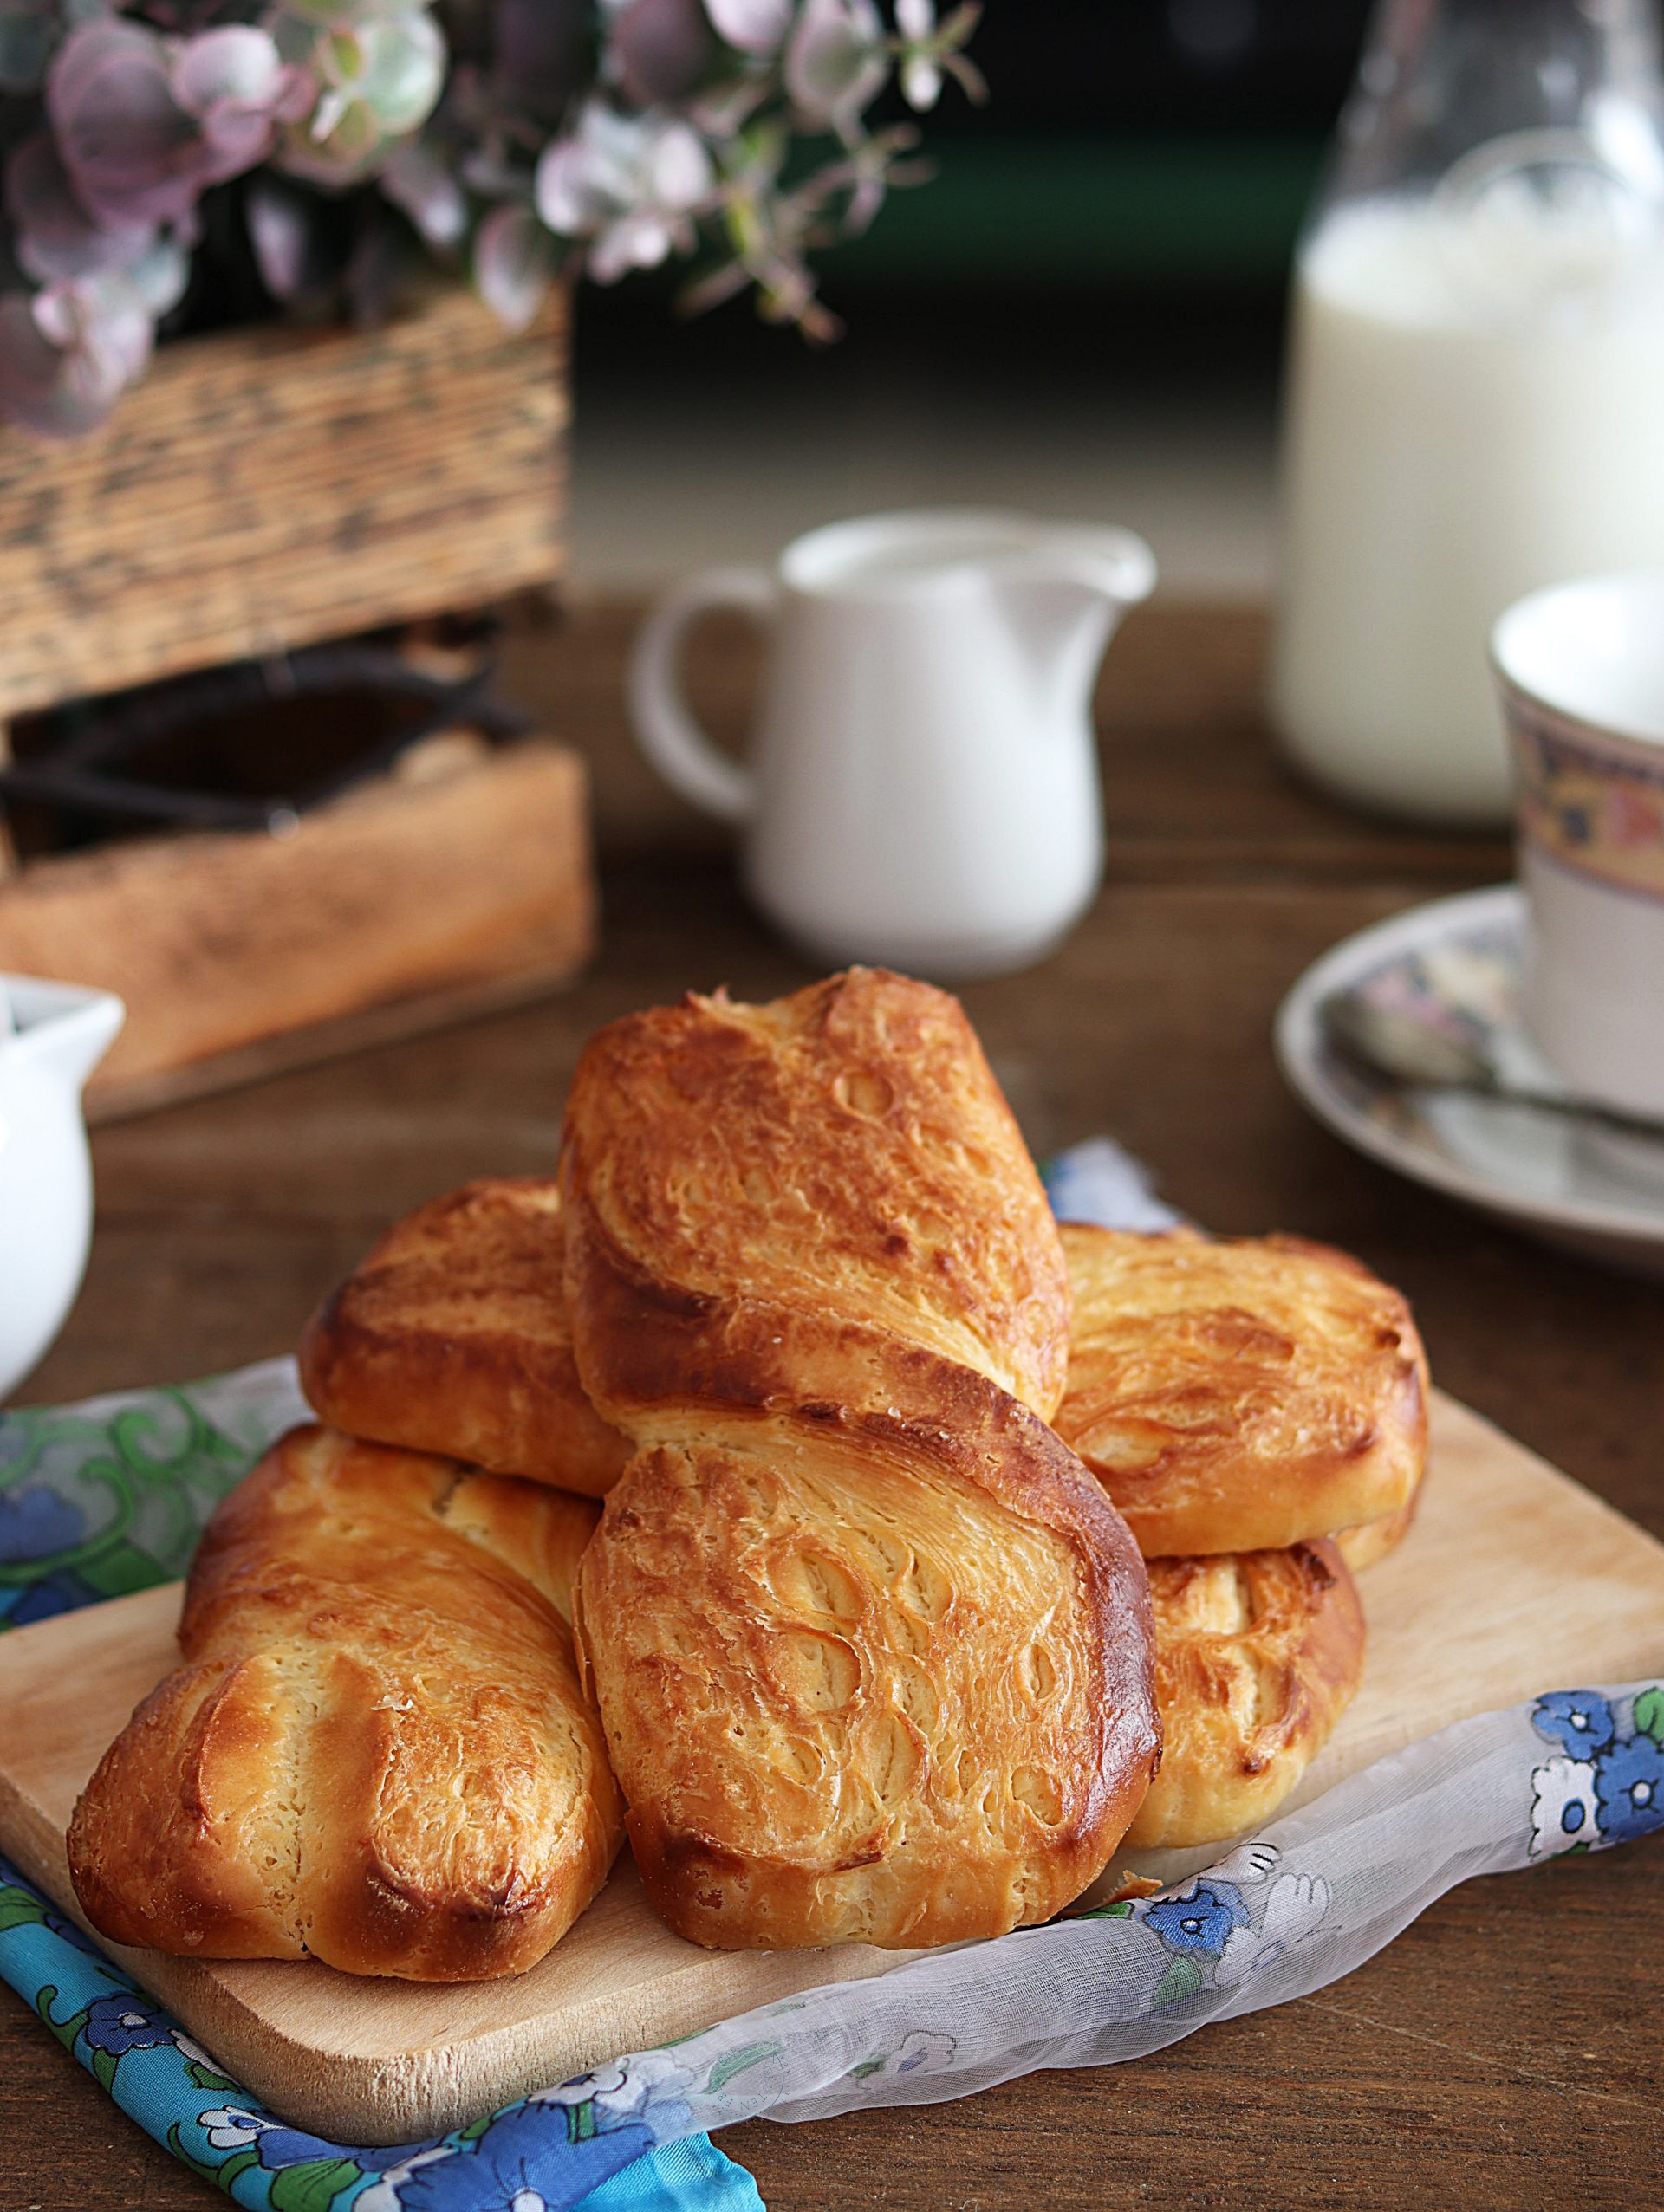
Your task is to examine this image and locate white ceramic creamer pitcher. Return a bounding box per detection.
[629,509,1157,976]
[0,975,124,1399]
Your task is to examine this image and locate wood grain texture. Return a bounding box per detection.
[1,601,1661,2209]
[0,740,595,1089]
[3,1394,1661,2140]
[0,288,568,720]
[0,1583,906,2142]
[64,1430,620,1984]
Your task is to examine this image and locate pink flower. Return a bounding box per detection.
[612,0,712,107]
[536,101,712,282]
[380,140,468,248]
[783,0,887,135]
[4,131,151,283]
[0,272,153,438]
[704,0,794,56]
[49,19,304,230]
[895,0,941,107]
[473,202,557,328]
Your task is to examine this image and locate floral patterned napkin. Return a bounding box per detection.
[0,1359,760,2212]
[1,1145,1661,2210]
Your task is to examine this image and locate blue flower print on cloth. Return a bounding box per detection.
[0,1357,762,2212]
[1592,1735,1664,1845]
[1040,1138,1185,1234]
[1532,1690,1616,1761]
[1126,1846,1332,2009]
[1141,1881,1249,1958]
[0,1358,309,1629]
[0,1856,761,2212]
[198,2106,417,2177]
[7,1346,1664,2202]
[1529,1756,1601,1856]
[82,1991,190,2056]
[1528,1687,1664,1858]
[0,1482,86,1563]
[367,2101,654,2212]
[359,2058,701,2212]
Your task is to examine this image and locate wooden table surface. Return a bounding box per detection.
[4,601,1661,2209]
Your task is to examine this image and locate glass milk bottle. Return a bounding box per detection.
[1271,0,1664,825]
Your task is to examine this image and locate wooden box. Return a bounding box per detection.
[0,286,569,723]
[0,286,590,1116]
[0,737,596,1120]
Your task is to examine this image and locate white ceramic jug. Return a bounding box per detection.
[629,509,1157,977]
[0,975,124,1399]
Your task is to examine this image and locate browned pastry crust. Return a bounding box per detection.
[68,1426,623,1980]
[1056,1224,1428,1557]
[562,970,1159,1949]
[559,968,1073,1427]
[574,1389,1158,1949]
[297,1178,628,1497]
[1334,1482,1422,1572]
[1127,1537,1365,1850]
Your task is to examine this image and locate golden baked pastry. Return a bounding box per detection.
[1334,1485,1421,1573]
[562,970,1160,1949]
[68,1425,623,1980]
[1128,1537,1365,1850]
[576,1393,1156,1949]
[298,1177,628,1497]
[1056,1223,1428,1556]
[560,968,1073,1427]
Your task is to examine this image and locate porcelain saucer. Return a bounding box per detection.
[1275,884,1664,1278]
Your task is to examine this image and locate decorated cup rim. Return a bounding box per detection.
[1492,570,1664,756]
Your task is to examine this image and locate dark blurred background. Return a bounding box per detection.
[570,0,1376,595]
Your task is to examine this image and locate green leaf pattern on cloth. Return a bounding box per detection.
[2,1321,1662,2202]
[0,1360,308,1629]
[0,1359,764,2212]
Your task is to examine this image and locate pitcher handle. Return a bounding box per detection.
[628,568,778,823]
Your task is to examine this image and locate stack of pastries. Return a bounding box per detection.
[68,970,1426,1981]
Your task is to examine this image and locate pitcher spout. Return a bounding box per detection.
[3,976,126,1093]
[994,525,1158,717]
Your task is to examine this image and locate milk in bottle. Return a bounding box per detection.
[1270,0,1664,825]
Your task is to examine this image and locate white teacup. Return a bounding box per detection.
[627,509,1155,979]
[0,975,124,1398]
[1492,572,1664,1177]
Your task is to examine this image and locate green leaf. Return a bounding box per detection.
[1154,1956,1205,2008]
[847,2058,887,2079]
[457,2111,492,2144]
[166,2125,259,2190]
[705,2040,779,2092]
[1634,1687,1664,1747]
[80,1543,166,1600]
[1078,1899,1135,1921]
[267,2156,366,2212]
[34,1984,88,2055]
[0,1883,47,1934]
[90,2044,120,2094]
[185,2057,239,2093]
[215,2148,261,2192]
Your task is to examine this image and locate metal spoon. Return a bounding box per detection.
[1319,992,1664,1145]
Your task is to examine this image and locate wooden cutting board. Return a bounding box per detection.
[3,1390,1663,2146]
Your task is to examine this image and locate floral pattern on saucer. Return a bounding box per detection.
[1319,921,1522,1144]
[1277,884,1664,1268]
